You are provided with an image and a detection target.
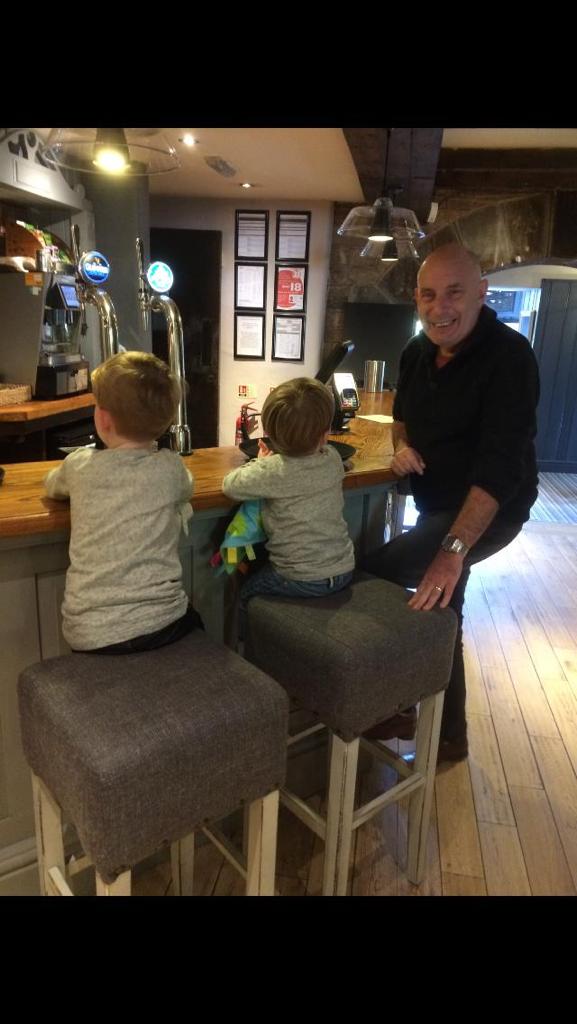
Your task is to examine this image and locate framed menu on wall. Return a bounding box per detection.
[234,313,266,359]
[272,315,305,362]
[235,210,269,260]
[235,262,267,311]
[274,264,307,313]
[275,211,311,262]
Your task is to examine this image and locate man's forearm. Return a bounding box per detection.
[450,485,499,550]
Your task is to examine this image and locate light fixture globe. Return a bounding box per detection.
[41,128,180,176]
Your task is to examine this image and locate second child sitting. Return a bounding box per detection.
[45,351,203,654]
[222,377,355,616]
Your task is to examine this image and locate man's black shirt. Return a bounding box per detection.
[393,305,540,523]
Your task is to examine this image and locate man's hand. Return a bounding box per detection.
[408,549,464,610]
[391,446,425,477]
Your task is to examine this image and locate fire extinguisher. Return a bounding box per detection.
[235,403,258,445]
[235,411,244,446]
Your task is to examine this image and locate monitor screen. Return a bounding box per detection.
[58,283,81,309]
[341,303,417,388]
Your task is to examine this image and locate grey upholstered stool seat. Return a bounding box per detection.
[245,573,457,895]
[18,630,289,896]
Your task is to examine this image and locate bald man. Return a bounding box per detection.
[363,243,540,762]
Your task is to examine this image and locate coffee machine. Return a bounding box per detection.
[35,273,90,398]
[135,237,192,455]
[0,224,118,399]
[0,269,89,398]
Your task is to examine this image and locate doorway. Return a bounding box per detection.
[485,261,577,473]
[150,227,221,449]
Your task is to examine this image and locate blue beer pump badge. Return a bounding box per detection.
[79,251,110,286]
[147,261,174,294]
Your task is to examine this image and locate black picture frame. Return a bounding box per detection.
[274,263,307,313]
[275,210,311,262]
[234,262,267,311]
[272,314,305,362]
[235,210,269,261]
[234,312,266,360]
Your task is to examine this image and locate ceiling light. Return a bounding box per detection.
[338,128,424,255]
[368,197,393,242]
[40,128,180,176]
[380,239,399,262]
[240,182,253,189]
[181,134,198,147]
[92,128,130,173]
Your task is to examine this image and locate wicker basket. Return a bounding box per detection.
[0,383,32,406]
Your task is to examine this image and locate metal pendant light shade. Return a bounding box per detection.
[368,197,393,242]
[41,128,180,176]
[380,239,399,262]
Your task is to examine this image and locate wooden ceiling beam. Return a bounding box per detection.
[437,147,577,192]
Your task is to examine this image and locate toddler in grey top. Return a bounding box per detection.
[45,351,202,653]
[222,377,355,610]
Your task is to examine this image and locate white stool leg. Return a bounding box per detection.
[96,870,131,896]
[323,735,359,896]
[245,790,279,895]
[406,691,444,884]
[171,833,195,896]
[31,772,65,897]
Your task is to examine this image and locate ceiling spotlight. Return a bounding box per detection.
[240,182,253,189]
[181,134,198,147]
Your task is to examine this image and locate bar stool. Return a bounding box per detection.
[18,631,288,896]
[244,573,457,896]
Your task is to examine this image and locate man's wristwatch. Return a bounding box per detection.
[441,534,469,556]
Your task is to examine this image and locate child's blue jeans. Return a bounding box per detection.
[239,563,353,637]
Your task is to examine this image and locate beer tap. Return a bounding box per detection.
[71,224,118,363]
[136,237,192,456]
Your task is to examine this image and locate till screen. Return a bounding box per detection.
[59,284,80,309]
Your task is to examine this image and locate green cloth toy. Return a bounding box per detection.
[210,500,267,575]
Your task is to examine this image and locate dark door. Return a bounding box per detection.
[532,279,577,472]
[150,227,221,449]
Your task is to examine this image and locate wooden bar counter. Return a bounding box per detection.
[0,390,399,893]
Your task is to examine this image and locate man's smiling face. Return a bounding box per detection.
[415,251,488,353]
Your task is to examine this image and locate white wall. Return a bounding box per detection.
[150,196,333,446]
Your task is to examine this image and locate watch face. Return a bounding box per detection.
[443,535,466,554]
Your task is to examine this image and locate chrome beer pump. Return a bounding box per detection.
[136,237,192,455]
[70,224,119,362]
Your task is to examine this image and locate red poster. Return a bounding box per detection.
[276,266,305,310]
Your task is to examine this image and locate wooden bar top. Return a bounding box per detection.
[0,390,397,539]
[0,393,95,423]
